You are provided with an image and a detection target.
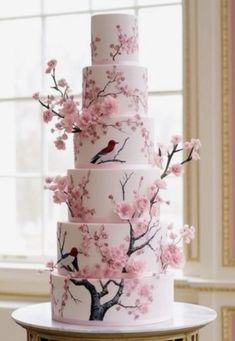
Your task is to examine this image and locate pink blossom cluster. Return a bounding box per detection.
[33,60,118,151]
[160,223,195,270]
[117,280,153,320]
[44,172,95,221]
[110,22,138,61]
[152,134,201,179]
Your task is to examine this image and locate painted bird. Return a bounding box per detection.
[90,139,119,164]
[58,247,79,272]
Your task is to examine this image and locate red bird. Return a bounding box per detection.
[90,140,119,164]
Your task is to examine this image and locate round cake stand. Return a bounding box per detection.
[12,302,216,341]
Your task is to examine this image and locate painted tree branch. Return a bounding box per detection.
[120,172,134,201]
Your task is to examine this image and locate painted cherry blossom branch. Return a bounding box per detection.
[120,172,134,201]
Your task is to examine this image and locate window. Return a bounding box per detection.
[0,0,182,262]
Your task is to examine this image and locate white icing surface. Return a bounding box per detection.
[67,168,160,223]
[56,222,163,275]
[73,115,154,168]
[82,65,148,115]
[91,14,139,65]
[50,272,173,325]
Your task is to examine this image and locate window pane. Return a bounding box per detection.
[45,128,73,173]
[139,5,182,91]
[0,177,42,256]
[43,0,90,14]
[149,95,182,142]
[45,14,90,94]
[0,101,42,174]
[0,18,42,98]
[91,0,135,10]
[0,0,40,17]
[137,0,181,5]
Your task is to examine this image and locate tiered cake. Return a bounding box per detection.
[50,13,174,325]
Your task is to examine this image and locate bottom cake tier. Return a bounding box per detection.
[50,271,173,326]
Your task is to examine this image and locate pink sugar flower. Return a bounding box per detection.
[45,59,57,73]
[180,224,195,243]
[32,92,40,100]
[155,179,167,189]
[126,259,144,275]
[161,243,184,268]
[43,109,53,123]
[115,201,134,220]
[54,138,65,150]
[192,150,200,160]
[134,195,150,213]
[46,260,54,268]
[78,109,92,128]
[55,176,68,191]
[169,163,183,177]
[58,78,68,87]
[62,98,77,115]
[53,190,67,204]
[100,95,118,115]
[171,134,182,145]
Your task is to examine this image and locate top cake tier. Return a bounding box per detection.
[91,14,138,65]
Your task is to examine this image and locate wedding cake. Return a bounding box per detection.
[34,13,199,326]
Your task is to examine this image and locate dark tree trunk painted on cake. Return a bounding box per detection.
[70,278,124,321]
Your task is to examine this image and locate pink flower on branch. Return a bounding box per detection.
[45,59,57,73]
[180,224,195,244]
[43,109,53,123]
[168,163,183,177]
[115,201,134,220]
[134,195,150,213]
[171,134,182,145]
[161,243,184,268]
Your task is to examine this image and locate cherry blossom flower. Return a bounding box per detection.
[54,138,66,150]
[100,95,118,114]
[155,179,167,189]
[32,92,40,100]
[180,224,195,243]
[134,195,150,213]
[161,243,184,268]
[171,134,182,145]
[58,78,68,87]
[43,109,53,123]
[168,163,183,177]
[126,259,144,275]
[45,59,57,73]
[115,201,134,220]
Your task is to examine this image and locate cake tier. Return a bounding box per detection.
[56,222,163,277]
[51,271,173,325]
[82,65,148,116]
[91,14,138,65]
[67,167,160,223]
[73,115,154,168]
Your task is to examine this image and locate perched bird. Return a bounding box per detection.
[58,247,79,272]
[90,139,119,164]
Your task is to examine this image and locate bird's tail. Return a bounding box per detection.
[90,154,100,164]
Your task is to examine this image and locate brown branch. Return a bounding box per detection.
[120,172,134,201]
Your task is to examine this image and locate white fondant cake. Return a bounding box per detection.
[50,13,175,325]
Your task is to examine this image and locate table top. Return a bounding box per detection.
[12,302,216,336]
